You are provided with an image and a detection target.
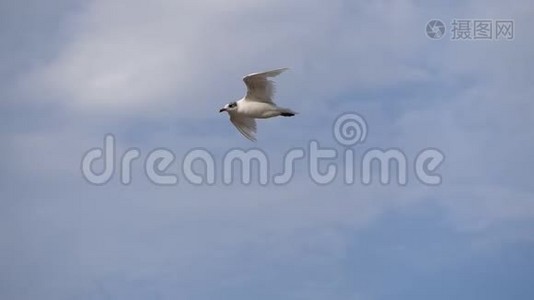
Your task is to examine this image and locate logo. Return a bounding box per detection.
[426,19,446,39]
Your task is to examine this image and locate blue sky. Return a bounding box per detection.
[1,0,533,299]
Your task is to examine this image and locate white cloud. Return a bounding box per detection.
[24,0,433,119]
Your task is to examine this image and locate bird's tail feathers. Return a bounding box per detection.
[279,108,298,117]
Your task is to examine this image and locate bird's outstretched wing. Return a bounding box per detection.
[230,115,257,142]
[243,68,288,104]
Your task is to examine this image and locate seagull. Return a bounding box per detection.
[219,68,297,141]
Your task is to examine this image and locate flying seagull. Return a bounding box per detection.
[219,68,297,141]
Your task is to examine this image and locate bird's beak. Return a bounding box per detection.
[219,108,226,113]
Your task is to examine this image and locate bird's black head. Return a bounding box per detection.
[219,101,238,113]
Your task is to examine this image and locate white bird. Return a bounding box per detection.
[219,68,297,141]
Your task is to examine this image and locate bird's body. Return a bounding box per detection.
[233,99,293,119]
[219,68,297,141]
